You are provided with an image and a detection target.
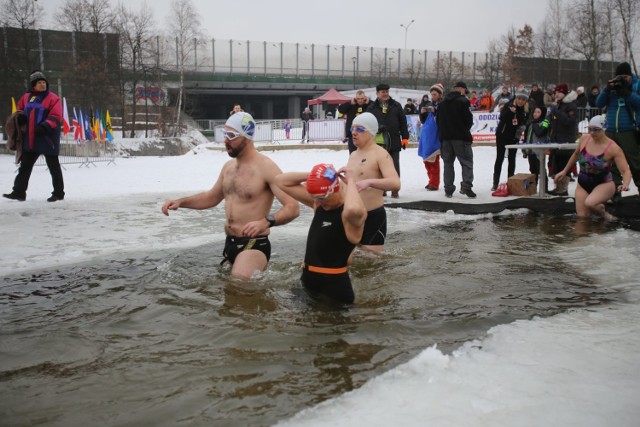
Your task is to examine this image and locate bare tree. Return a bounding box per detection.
[56,0,115,34]
[0,0,45,82]
[538,0,570,82]
[165,0,206,136]
[113,2,155,137]
[0,0,43,28]
[55,0,89,32]
[477,40,503,90]
[432,51,466,88]
[613,0,639,74]
[566,0,607,83]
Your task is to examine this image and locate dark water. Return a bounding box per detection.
[0,210,624,426]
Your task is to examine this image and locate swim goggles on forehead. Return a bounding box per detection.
[350,125,367,133]
[310,181,338,200]
[222,129,242,140]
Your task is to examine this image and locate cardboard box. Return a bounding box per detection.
[507,173,537,196]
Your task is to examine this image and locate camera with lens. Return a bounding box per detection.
[608,75,626,91]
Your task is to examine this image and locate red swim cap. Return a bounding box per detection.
[306,163,338,197]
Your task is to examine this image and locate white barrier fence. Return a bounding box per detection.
[214,119,346,144]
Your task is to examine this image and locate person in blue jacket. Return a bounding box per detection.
[595,61,640,203]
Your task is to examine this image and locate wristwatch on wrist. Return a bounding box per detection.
[265,214,276,228]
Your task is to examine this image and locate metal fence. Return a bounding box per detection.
[35,140,116,168]
[212,119,346,144]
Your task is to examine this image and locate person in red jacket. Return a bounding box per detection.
[3,71,65,202]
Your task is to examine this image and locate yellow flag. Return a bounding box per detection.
[11,97,16,114]
[105,110,114,141]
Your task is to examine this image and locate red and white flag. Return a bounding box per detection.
[62,97,71,135]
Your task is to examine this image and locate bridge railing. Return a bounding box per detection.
[151,37,496,84]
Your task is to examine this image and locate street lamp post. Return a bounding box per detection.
[400,19,415,51]
[351,57,357,89]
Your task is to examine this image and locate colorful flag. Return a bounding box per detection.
[92,109,100,140]
[62,97,71,135]
[76,108,87,141]
[98,110,106,141]
[105,110,114,141]
[11,97,17,114]
[83,109,93,141]
[72,107,82,141]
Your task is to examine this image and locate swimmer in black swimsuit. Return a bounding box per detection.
[275,164,367,303]
[161,112,299,280]
[222,235,271,265]
[360,205,387,246]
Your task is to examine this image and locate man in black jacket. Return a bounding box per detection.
[367,83,409,198]
[436,81,475,198]
[337,90,371,154]
[493,89,529,190]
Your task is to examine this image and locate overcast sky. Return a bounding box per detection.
[39,0,548,53]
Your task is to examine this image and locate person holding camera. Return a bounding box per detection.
[595,62,640,202]
[337,90,371,154]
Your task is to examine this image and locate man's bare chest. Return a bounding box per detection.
[223,167,266,200]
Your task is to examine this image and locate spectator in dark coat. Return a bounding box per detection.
[575,86,588,108]
[548,82,578,195]
[403,98,417,115]
[529,83,544,107]
[301,107,314,143]
[587,85,600,108]
[493,89,529,190]
[337,89,371,153]
[436,81,475,198]
[367,83,409,198]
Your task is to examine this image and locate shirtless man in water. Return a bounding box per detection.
[345,112,401,253]
[161,112,299,279]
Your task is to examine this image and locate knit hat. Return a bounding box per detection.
[615,62,632,76]
[515,88,529,99]
[554,83,569,95]
[453,81,468,90]
[588,115,606,130]
[29,70,47,88]
[429,83,444,95]
[351,112,378,136]
[376,83,390,92]
[306,164,339,198]
[224,112,256,140]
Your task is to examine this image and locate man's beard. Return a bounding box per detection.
[226,139,247,158]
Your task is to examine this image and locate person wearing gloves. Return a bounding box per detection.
[367,83,409,198]
[492,89,529,191]
[3,70,64,202]
[554,115,631,220]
